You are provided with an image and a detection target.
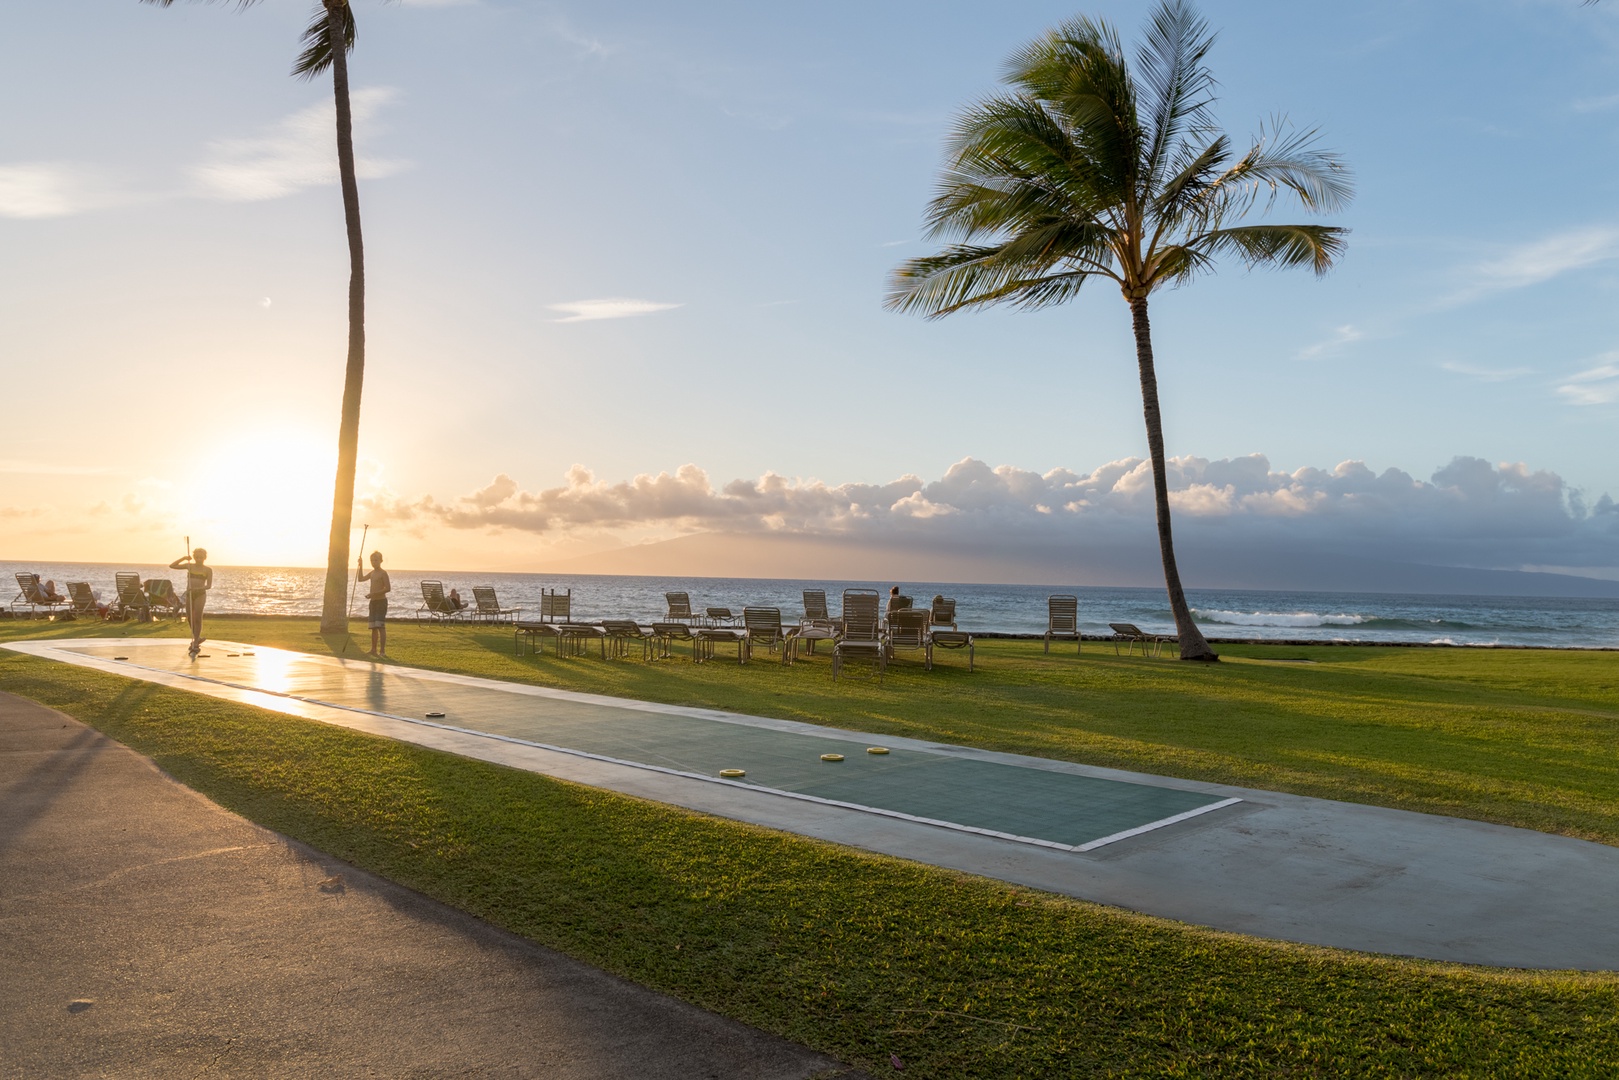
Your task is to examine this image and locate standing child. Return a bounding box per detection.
[170,547,212,657]
[357,551,391,658]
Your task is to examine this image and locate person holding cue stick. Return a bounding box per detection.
[356,549,391,658]
[170,541,212,658]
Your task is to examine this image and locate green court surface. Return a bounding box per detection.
[42,641,1238,851]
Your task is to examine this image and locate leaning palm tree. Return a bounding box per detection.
[886,0,1351,660]
[143,0,374,635]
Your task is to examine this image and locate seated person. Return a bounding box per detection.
[39,579,65,602]
[446,588,468,612]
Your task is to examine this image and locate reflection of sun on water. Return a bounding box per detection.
[187,432,336,567]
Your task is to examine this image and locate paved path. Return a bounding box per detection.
[0,693,859,1079]
[11,637,1619,971]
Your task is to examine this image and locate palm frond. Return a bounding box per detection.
[885,244,1111,318]
[1189,120,1353,226]
[293,2,357,80]
[1192,223,1349,275]
[1134,0,1218,197]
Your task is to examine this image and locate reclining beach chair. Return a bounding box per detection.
[12,573,70,618]
[1110,623,1170,658]
[145,578,184,618]
[472,586,519,624]
[694,625,749,664]
[931,630,974,671]
[929,595,957,631]
[113,572,150,621]
[67,582,102,620]
[664,592,696,623]
[515,589,571,655]
[556,621,607,658]
[603,619,654,660]
[887,608,933,670]
[743,607,791,664]
[792,589,838,657]
[1045,595,1081,654]
[704,606,738,627]
[833,589,886,683]
[651,621,697,660]
[417,580,466,623]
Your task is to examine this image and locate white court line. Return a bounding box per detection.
[5,638,1242,853]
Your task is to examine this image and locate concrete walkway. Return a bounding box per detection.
[0,693,860,1079]
[11,637,1619,971]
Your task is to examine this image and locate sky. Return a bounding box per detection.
[3,0,1618,586]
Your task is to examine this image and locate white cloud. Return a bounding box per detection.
[187,88,409,202]
[0,163,125,219]
[357,453,1619,576]
[1440,359,1535,382]
[1557,356,1619,406]
[1445,226,1619,306]
[547,298,684,323]
[1297,324,1363,360]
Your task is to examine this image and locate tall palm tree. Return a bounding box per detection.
[143,0,373,635]
[885,0,1351,661]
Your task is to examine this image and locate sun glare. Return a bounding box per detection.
[183,432,338,567]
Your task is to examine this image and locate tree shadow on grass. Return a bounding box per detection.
[319,631,362,659]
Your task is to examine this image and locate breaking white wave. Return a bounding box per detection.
[1192,609,1371,628]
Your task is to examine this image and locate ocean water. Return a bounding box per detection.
[6,561,1619,649]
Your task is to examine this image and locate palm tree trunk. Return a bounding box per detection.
[1128,296,1218,661]
[318,0,366,635]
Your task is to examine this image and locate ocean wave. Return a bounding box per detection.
[1193,609,1372,628]
[1191,609,1476,632]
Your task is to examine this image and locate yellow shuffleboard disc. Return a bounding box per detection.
[820,753,845,762]
[866,747,890,755]
[719,768,746,779]
[425,711,446,719]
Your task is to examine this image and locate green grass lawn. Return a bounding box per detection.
[4,615,1619,1076]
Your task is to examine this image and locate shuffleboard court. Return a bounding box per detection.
[14,639,1237,851]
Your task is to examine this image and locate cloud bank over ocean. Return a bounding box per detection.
[357,454,1619,587]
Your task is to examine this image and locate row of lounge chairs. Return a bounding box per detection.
[10,572,182,621]
[513,588,974,682]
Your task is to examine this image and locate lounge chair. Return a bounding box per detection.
[515,589,571,655]
[794,589,839,655]
[932,630,974,671]
[417,580,467,623]
[145,578,185,618]
[743,607,791,664]
[886,594,913,619]
[650,621,697,660]
[113,572,150,621]
[929,595,957,631]
[833,589,886,682]
[553,622,605,658]
[704,607,738,627]
[603,619,654,660]
[472,586,519,624]
[694,625,749,664]
[67,582,103,620]
[1110,622,1171,658]
[1045,595,1081,654]
[665,592,696,623]
[887,607,933,670]
[11,573,70,618]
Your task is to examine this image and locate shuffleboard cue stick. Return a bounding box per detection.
[343,524,369,655]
